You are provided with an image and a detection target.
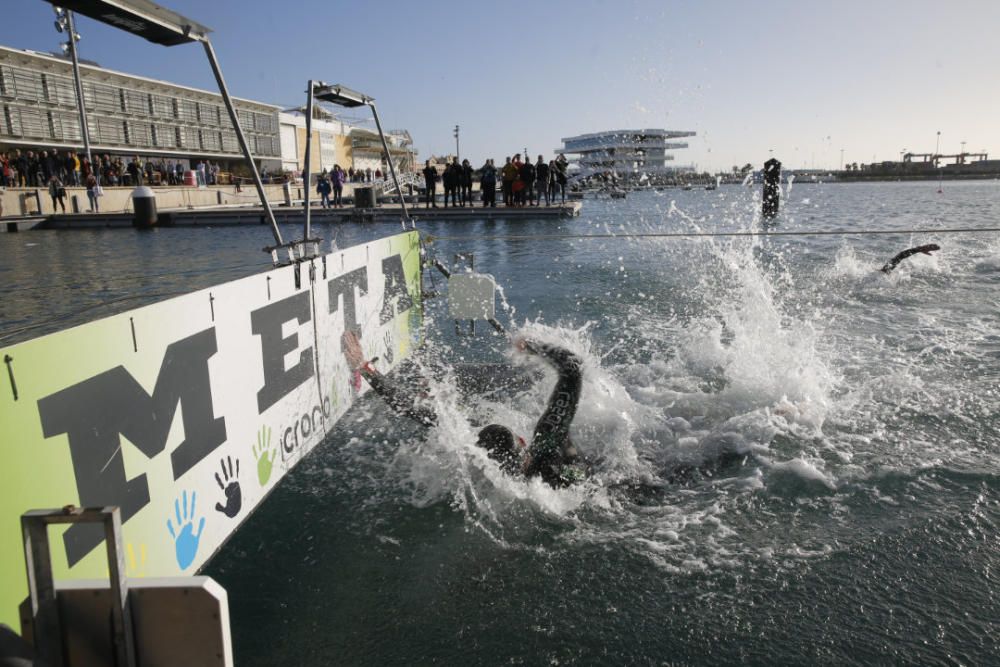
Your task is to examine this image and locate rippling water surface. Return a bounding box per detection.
[3,181,1000,665]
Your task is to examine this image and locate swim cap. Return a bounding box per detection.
[476,424,520,473]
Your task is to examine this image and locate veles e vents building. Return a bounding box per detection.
[0,45,280,166]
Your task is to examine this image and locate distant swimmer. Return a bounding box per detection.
[342,330,590,487]
[880,243,941,274]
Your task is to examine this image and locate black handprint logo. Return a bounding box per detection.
[214,456,242,519]
[383,329,394,364]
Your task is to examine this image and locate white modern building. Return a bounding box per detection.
[557,129,696,177]
[0,45,280,168]
[1,44,418,176]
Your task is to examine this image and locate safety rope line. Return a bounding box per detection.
[421,227,1000,243]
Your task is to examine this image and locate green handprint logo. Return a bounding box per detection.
[252,426,276,487]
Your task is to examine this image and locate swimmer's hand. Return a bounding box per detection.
[512,336,542,355]
[341,330,366,370]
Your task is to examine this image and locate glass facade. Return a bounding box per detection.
[0,46,280,159]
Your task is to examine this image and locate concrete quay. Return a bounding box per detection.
[4,200,581,231]
[0,181,581,231]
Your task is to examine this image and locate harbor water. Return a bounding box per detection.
[3,181,1000,665]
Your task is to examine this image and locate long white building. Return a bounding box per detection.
[557,129,696,177]
[0,44,417,175]
[0,45,280,167]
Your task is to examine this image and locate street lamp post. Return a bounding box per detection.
[840,148,844,171]
[935,131,942,193]
[53,8,94,183]
[453,125,460,161]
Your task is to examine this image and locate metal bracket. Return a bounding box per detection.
[21,506,136,667]
[453,253,475,336]
[263,238,324,267]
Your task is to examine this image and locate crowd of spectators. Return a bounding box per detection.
[0,148,229,189]
[346,166,384,183]
[421,153,569,208]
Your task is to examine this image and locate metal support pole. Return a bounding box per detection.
[368,102,411,226]
[302,80,314,242]
[201,39,283,249]
[65,11,95,183]
[22,506,136,667]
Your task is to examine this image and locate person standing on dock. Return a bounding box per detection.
[501,157,517,206]
[317,172,332,209]
[422,159,439,208]
[535,156,550,206]
[511,154,525,207]
[85,172,99,213]
[332,165,345,207]
[520,157,537,206]
[480,159,497,207]
[16,151,29,187]
[461,159,474,207]
[443,158,459,207]
[555,155,569,204]
[47,175,66,214]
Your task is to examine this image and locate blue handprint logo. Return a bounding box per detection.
[166,490,205,570]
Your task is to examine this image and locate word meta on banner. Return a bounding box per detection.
[0,231,422,630]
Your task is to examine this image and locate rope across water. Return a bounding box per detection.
[421,227,1000,243]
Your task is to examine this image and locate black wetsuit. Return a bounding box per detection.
[880,244,940,274]
[358,341,586,486]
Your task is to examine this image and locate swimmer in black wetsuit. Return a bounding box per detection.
[881,243,940,274]
[342,330,587,487]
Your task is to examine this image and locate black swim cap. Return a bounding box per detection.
[476,424,520,473]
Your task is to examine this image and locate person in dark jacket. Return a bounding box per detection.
[331,164,345,207]
[341,330,588,487]
[15,150,28,187]
[480,159,497,207]
[48,175,66,213]
[460,159,474,207]
[422,159,439,208]
[443,158,460,207]
[40,150,55,184]
[520,157,536,206]
[535,156,550,206]
[555,155,569,203]
[316,173,332,208]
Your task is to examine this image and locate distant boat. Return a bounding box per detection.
[682,184,693,191]
[705,184,717,191]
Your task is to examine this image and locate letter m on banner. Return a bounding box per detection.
[37,327,226,566]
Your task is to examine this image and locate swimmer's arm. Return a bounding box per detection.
[881,244,940,274]
[358,364,438,427]
[522,340,583,463]
[342,330,436,427]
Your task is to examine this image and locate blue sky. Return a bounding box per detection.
[4,0,999,171]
